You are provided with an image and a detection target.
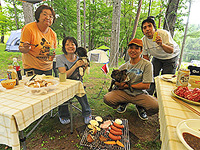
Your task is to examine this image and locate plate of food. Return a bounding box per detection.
[171,87,200,105]
[176,119,200,150]
[161,74,177,83]
[24,77,59,94]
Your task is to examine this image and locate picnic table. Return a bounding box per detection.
[155,76,200,150]
[0,78,85,150]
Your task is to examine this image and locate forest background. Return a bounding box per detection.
[0,0,200,64]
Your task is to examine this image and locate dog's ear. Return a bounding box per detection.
[121,69,127,74]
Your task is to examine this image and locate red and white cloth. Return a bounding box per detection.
[101,64,109,75]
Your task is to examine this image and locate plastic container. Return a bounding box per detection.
[7,65,19,85]
[1,79,16,89]
[189,75,200,88]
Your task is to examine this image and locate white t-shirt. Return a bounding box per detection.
[142,29,180,60]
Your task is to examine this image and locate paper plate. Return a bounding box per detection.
[176,119,200,150]
[161,74,176,83]
[171,90,200,106]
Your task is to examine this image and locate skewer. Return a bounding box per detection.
[20,41,38,47]
[171,96,200,116]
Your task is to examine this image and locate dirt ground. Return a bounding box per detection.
[1,105,160,150]
[22,113,160,150]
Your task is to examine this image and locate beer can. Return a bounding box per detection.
[176,68,190,87]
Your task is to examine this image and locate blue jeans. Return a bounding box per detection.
[147,55,178,95]
[58,94,91,119]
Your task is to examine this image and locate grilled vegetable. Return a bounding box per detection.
[99,135,108,142]
[116,140,125,147]
[104,141,116,145]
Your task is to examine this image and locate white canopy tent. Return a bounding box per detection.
[87,49,109,64]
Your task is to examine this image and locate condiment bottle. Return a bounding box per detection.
[7,65,19,85]
[12,58,22,80]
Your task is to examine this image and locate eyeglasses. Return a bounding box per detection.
[42,13,54,19]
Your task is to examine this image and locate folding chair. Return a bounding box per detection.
[50,98,82,134]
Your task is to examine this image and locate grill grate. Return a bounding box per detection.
[80,119,130,150]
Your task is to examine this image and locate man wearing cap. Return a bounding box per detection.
[103,38,158,120]
[141,16,180,96]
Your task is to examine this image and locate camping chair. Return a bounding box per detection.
[50,98,82,134]
[50,64,82,134]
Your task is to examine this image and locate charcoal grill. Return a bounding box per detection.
[80,119,130,150]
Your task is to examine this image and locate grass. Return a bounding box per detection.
[0,43,161,150]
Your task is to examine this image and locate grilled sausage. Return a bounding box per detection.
[110,125,122,132]
[113,122,124,129]
[110,129,122,135]
[108,132,121,141]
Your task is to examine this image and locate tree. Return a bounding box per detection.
[12,0,19,29]
[163,0,180,37]
[110,0,121,67]
[83,0,86,48]
[22,2,34,25]
[131,0,142,39]
[77,0,81,46]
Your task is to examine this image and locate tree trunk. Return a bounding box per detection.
[83,0,86,48]
[22,2,34,25]
[12,0,19,29]
[178,0,192,70]
[125,0,142,62]
[77,0,81,47]
[110,0,121,67]
[88,0,91,51]
[0,1,4,43]
[163,0,180,37]
[131,0,142,39]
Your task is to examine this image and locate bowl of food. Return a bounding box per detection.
[189,75,200,88]
[1,79,16,89]
[24,78,59,94]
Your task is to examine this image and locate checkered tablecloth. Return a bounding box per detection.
[0,78,85,150]
[155,76,200,150]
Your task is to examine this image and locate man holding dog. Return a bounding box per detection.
[103,38,158,120]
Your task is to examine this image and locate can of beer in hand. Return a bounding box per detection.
[176,68,190,87]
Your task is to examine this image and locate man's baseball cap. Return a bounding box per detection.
[128,38,143,47]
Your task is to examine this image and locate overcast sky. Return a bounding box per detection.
[188,0,200,24]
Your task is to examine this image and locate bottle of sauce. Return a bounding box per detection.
[7,65,19,85]
[12,58,22,80]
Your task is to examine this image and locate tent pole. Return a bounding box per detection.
[178,0,192,70]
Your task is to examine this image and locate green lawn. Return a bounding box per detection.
[0,43,63,78]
